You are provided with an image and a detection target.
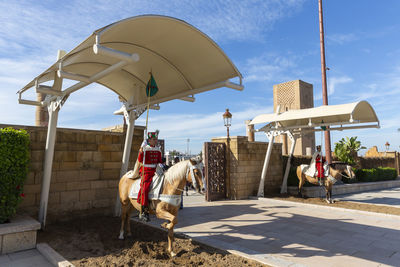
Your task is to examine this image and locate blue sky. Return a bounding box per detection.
[1,0,399,154]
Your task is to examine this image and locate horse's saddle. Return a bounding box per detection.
[128,172,182,207]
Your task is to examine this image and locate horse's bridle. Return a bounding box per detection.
[187,165,200,190]
[335,165,354,179]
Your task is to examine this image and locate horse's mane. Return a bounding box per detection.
[164,160,189,184]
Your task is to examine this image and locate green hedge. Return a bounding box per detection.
[343,167,397,184]
[0,128,30,223]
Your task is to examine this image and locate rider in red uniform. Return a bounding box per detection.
[137,131,162,222]
[315,145,325,184]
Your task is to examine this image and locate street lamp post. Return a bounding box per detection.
[223,109,232,138]
[385,141,390,156]
[223,109,232,199]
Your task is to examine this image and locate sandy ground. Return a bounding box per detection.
[37,215,267,267]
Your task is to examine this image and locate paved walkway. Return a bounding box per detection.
[140,191,400,267]
[0,249,53,267]
[335,187,400,208]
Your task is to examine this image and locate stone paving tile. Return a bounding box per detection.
[147,194,400,266]
[7,253,53,267]
[288,254,382,267]
[7,249,40,261]
[370,239,400,251]
[335,187,400,208]
[0,254,11,265]
[2,248,64,267]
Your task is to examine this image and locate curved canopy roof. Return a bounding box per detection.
[250,101,379,132]
[18,15,243,108]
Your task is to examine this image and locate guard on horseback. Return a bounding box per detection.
[137,131,162,222]
[305,145,329,185]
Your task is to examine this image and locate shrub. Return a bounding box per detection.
[348,167,397,183]
[0,128,30,223]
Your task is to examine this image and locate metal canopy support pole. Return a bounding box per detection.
[257,131,275,197]
[38,67,64,228]
[280,131,296,194]
[114,104,140,217]
[38,101,60,228]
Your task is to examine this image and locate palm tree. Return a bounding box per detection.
[334,136,366,165]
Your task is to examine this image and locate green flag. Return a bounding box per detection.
[146,73,158,97]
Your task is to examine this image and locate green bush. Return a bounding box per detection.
[346,167,397,183]
[0,128,30,223]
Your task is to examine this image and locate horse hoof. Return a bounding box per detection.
[170,251,176,257]
[118,234,124,240]
[325,199,331,204]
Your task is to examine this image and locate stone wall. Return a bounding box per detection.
[365,146,397,158]
[212,136,282,199]
[0,124,144,222]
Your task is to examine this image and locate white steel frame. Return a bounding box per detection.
[18,32,243,228]
[255,111,379,197]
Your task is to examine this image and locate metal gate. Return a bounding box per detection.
[204,142,226,201]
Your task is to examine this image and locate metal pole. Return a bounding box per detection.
[281,132,296,194]
[38,101,59,228]
[226,127,232,199]
[257,132,275,197]
[114,110,136,216]
[318,0,332,164]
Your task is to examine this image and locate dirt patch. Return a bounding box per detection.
[266,194,400,216]
[37,215,267,267]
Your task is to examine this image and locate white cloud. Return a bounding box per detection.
[327,76,353,95]
[327,33,358,45]
[243,53,299,83]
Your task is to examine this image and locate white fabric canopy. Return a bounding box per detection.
[18,15,243,108]
[250,101,379,131]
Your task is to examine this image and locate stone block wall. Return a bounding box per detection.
[212,136,282,199]
[0,124,144,222]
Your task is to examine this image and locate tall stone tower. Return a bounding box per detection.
[273,80,315,156]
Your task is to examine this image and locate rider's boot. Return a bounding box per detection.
[141,205,150,222]
[139,205,145,221]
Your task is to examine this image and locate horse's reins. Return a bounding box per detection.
[330,164,354,179]
[336,171,353,179]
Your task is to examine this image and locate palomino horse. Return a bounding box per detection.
[296,163,355,203]
[118,159,204,257]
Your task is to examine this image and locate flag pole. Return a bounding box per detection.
[140,71,152,213]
